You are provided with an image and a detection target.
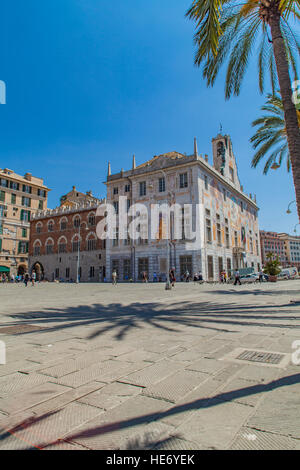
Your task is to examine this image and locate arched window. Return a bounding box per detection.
[33,240,42,256]
[48,220,54,232]
[72,235,81,252]
[88,212,96,226]
[60,217,68,231]
[45,238,54,255]
[73,215,81,228]
[36,222,43,234]
[86,233,97,251]
[58,236,67,254]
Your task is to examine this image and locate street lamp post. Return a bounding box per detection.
[286,200,296,214]
[293,223,300,234]
[76,222,88,284]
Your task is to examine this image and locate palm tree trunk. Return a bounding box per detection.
[269,14,300,221]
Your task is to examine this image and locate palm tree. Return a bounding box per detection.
[251,93,300,173]
[187,0,300,219]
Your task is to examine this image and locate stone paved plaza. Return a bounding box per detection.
[0,280,299,450]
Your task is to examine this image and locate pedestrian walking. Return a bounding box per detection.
[234,270,241,285]
[112,270,117,286]
[31,270,36,286]
[169,268,176,287]
[153,272,158,282]
[24,272,29,287]
[259,270,264,283]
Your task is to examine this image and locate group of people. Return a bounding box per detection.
[0,271,37,286]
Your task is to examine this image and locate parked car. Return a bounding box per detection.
[240,274,259,284]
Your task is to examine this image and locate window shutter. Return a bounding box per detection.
[20,209,24,221]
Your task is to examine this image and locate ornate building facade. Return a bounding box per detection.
[0,168,49,276]
[28,190,106,282]
[105,134,261,282]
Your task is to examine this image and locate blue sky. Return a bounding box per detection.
[0,0,298,233]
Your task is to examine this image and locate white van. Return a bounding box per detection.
[279,267,298,279]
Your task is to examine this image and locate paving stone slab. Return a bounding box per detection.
[237,364,282,383]
[0,372,51,397]
[0,429,37,450]
[65,395,171,450]
[8,402,103,449]
[187,358,228,375]
[176,399,253,449]
[142,370,209,403]
[78,382,143,410]
[30,382,106,416]
[246,388,300,438]
[168,350,204,364]
[119,360,184,388]
[55,360,149,388]
[230,427,298,450]
[213,363,245,383]
[110,350,161,363]
[38,354,113,379]
[0,382,71,415]
[216,378,269,407]
[160,378,226,428]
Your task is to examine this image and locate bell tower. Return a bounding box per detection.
[212,134,241,191]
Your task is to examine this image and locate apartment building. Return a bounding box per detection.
[0,168,49,276]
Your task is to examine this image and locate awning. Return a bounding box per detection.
[0,266,10,273]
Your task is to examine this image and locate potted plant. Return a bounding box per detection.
[263,253,281,282]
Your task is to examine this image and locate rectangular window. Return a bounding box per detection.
[22,228,27,238]
[89,266,95,278]
[139,181,146,196]
[229,167,234,182]
[10,181,19,190]
[55,268,59,279]
[0,191,5,202]
[0,179,8,188]
[113,187,118,195]
[158,177,165,193]
[179,173,188,189]
[112,227,119,246]
[113,201,119,214]
[225,227,230,249]
[87,238,96,251]
[124,184,130,193]
[234,231,238,247]
[11,193,16,204]
[123,259,131,280]
[204,175,208,190]
[207,255,214,280]
[223,188,227,201]
[22,196,31,207]
[217,223,221,245]
[20,210,30,222]
[38,189,46,197]
[205,209,211,243]
[66,268,70,278]
[22,184,32,194]
[38,200,43,210]
[19,242,28,254]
